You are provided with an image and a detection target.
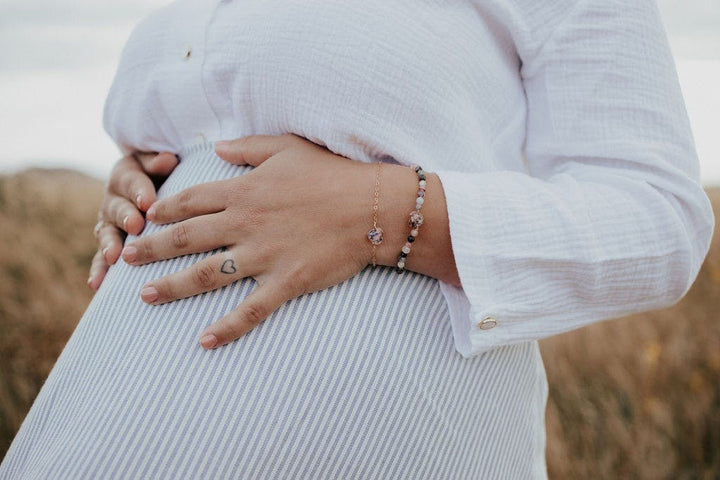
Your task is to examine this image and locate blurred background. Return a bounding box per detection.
[0,1,718,478]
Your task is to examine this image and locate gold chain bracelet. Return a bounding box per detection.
[366,160,384,267]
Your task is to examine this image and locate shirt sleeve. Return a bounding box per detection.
[433,0,715,357]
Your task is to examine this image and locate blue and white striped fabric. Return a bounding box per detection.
[1,144,548,479]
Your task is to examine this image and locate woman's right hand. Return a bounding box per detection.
[88,151,178,290]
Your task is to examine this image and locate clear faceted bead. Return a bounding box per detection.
[367,227,384,245]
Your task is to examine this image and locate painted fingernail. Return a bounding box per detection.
[122,246,137,263]
[123,215,130,230]
[141,286,159,303]
[200,334,218,349]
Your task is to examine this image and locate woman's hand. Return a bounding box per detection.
[88,151,178,290]
[121,134,376,350]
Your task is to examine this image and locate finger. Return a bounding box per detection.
[122,213,227,265]
[138,249,255,305]
[146,180,229,224]
[214,134,299,167]
[108,155,158,212]
[87,249,109,290]
[198,280,292,349]
[105,194,146,236]
[136,151,178,177]
[97,223,124,265]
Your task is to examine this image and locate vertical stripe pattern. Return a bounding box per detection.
[1,143,548,479]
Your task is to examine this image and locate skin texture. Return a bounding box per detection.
[91,134,460,349]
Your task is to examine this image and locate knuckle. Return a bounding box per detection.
[171,223,190,249]
[285,272,310,297]
[243,303,267,327]
[99,223,120,240]
[139,240,154,261]
[193,262,218,289]
[283,263,311,297]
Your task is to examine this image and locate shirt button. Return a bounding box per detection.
[477,316,497,330]
[183,46,192,60]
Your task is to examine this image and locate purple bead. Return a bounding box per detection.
[367,227,384,245]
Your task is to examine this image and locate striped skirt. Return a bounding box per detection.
[1,143,548,479]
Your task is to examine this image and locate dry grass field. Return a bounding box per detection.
[0,169,718,478]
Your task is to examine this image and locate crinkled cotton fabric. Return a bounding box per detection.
[1,0,713,478]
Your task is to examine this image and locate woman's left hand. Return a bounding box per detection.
[121,134,375,349]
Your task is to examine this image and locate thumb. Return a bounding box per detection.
[214,134,299,167]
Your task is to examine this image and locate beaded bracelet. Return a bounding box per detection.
[396,165,426,273]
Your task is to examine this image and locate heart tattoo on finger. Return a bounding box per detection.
[220,259,237,274]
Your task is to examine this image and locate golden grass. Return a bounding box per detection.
[0,169,718,478]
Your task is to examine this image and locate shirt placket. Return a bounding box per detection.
[168,0,225,145]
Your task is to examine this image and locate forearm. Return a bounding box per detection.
[362,162,461,287]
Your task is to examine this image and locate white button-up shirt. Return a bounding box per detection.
[103,0,714,357]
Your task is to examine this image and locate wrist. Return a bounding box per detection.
[353,159,459,284]
[373,163,424,269]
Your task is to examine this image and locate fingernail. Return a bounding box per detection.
[140,286,159,303]
[87,276,93,288]
[200,334,218,349]
[123,215,130,230]
[122,246,137,263]
[136,193,143,208]
[147,204,156,219]
[102,247,109,261]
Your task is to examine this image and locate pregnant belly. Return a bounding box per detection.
[81,141,456,393]
[3,142,548,479]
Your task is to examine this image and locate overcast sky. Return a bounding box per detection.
[0,0,718,183]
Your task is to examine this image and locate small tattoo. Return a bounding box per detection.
[220,259,237,274]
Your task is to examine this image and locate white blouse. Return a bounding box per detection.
[103,0,714,358]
